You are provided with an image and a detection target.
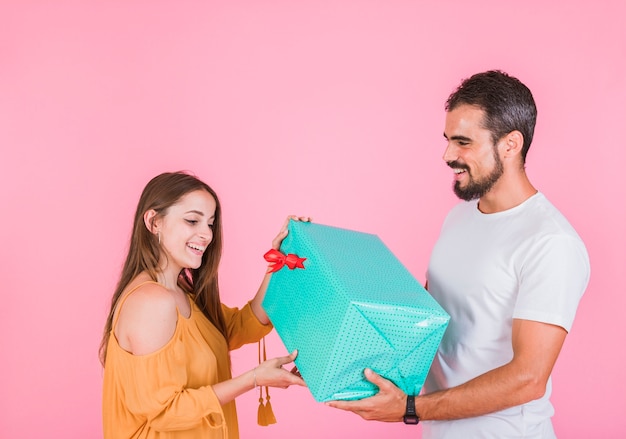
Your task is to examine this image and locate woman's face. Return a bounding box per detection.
[156,189,216,272]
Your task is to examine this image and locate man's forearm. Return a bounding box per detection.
[416,362,547,421]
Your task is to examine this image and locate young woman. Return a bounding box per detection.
[100,171,306,439]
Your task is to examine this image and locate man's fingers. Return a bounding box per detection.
[363,368,394,390]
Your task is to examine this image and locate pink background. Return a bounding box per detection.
[1,1,624,438]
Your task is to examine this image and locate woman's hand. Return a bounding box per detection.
[251,215,311,324]
[254,350,307,389]
[271,215,311,250]
[212,350,306,405]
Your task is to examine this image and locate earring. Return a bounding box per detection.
[157,231,161,245]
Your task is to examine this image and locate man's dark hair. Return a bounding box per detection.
[445,70,537,162]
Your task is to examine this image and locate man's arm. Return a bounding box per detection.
[326,318,567,422]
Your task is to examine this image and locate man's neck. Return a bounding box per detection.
[477,172,537,214]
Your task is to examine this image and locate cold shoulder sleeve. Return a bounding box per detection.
[102,302,239,439]
[103,294,273,438]
[221,301,273,350]
[122,344,225,430]
[103,333,229,437]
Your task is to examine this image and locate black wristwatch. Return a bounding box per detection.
[403,395,420,425]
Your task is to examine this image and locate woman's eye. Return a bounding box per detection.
[185,219,198,225]
[208,223,214,229]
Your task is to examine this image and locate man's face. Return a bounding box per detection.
[442,104,504,201]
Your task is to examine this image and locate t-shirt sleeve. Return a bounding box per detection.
[513,234,590,332]
[116,340,226,432]
[221,301,273,350]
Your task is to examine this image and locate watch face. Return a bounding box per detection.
[403,415,419,425]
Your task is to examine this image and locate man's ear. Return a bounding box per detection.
[502,130,524,158]
[143,209,159,234]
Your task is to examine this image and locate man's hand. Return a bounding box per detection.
[325,368,406,422]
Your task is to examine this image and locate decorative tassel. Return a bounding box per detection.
[257,337,277,426]
[263,393,277,424]
[257,394,268,426]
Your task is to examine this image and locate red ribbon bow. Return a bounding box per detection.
[264,249,306,273]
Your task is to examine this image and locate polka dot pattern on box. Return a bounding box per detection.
[262,221,450,402]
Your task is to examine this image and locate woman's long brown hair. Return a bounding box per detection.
[99,171,227,365]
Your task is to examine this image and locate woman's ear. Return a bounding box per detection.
[143,209,159,234]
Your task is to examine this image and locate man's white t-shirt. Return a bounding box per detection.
[423,192,590,439]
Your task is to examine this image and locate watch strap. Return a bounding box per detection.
[403,395,419,425]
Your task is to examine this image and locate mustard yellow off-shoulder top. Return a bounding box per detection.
[102,282,272,439]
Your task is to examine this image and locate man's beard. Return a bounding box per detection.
[449,149,504,201]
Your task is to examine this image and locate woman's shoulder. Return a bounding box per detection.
[120,275,174,312]
[124,274,169,297]
[115,275,179,355]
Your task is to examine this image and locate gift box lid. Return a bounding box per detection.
[262,220,449,402]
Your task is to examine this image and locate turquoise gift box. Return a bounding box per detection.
[262,221,450,402]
